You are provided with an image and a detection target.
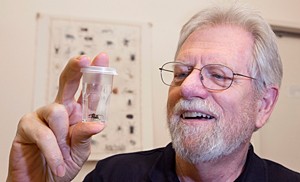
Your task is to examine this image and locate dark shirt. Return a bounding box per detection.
[84,143,300,182]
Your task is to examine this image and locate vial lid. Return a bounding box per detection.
[81,66,118,75]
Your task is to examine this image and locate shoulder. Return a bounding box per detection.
[99,146,167,168]
[84,143,176,181]
[263,159,300,181]
[238,144,300,182]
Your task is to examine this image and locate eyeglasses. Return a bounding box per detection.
[159,61,256,91]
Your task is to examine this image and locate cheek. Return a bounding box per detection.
[213,92,246,117]
[218,89,258,122]
[167,87,181,116]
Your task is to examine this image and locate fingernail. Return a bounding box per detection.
[56,164,66,177]
[80,55,90,61]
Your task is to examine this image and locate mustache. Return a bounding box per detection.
[172,98,220,117]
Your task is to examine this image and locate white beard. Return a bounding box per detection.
[168,98,257,164]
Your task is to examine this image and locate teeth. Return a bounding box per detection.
[182,112,214,119]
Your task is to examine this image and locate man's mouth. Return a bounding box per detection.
[181,112,215,120]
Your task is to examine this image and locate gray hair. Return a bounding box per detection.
[175,5,282,93]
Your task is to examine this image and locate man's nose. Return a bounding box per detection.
[180,71,209,99]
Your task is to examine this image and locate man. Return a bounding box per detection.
[7,5,300,182]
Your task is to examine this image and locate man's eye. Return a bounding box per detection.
[174,72,189,79]
[211,73,226,80]
[209,73,233,85]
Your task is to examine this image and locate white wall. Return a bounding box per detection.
[1,0,300,181]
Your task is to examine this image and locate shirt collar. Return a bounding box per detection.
[148,143,267,182]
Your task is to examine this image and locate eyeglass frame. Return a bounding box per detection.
[159,61,257,91]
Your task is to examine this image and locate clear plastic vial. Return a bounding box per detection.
[81,66,117,122]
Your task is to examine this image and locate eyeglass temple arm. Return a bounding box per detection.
[159,68,173,73]
[234,73,256,80]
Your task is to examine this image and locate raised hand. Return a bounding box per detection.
[7,53,109,182]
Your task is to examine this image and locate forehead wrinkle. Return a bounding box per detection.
[177,39,238,59]
[176,47,232,67]
[177,25,255,74]
[177,44,253,73]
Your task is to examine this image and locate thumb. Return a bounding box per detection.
[70,122,105,166]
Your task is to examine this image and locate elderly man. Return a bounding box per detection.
[7,5,300,182]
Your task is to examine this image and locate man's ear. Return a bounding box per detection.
[255,86,279,129]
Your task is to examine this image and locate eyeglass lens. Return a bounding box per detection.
[160,62,234,90]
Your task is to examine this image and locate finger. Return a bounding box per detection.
[55,55,91,106]
[37,103,69,148]
[91,52,109,66]
[17,112,66,177]
[36,104,70,176]
[70,121,105,166]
